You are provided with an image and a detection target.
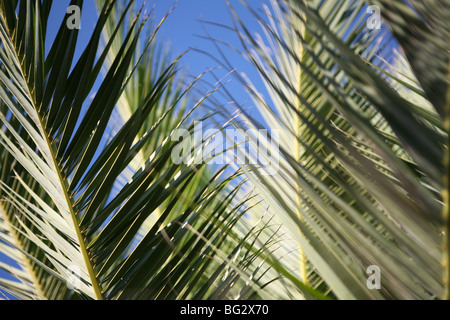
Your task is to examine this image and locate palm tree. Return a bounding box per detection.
[1,0,448,301]
[206,0,448,299]
[0,0,274,300]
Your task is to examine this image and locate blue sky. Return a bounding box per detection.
[45,0,267,110]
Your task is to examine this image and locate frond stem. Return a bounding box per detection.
[294,14,308,285]
[0,202,47,299]
[443,60,450,300]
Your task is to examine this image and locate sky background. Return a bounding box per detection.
[47,0,268,110]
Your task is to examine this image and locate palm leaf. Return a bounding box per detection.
[207,0,448,299]
[0,0,275,300]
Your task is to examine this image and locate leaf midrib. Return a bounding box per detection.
[3,13,104,299]
[35,93,104,301]
[0,203,45,299]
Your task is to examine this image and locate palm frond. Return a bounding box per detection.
[0,0,275,300]
[207,0,448,299]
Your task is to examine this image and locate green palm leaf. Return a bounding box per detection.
[0,0,275,300]
[207,0,448,299]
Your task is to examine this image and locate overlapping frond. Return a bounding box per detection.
[207,0,448,299]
